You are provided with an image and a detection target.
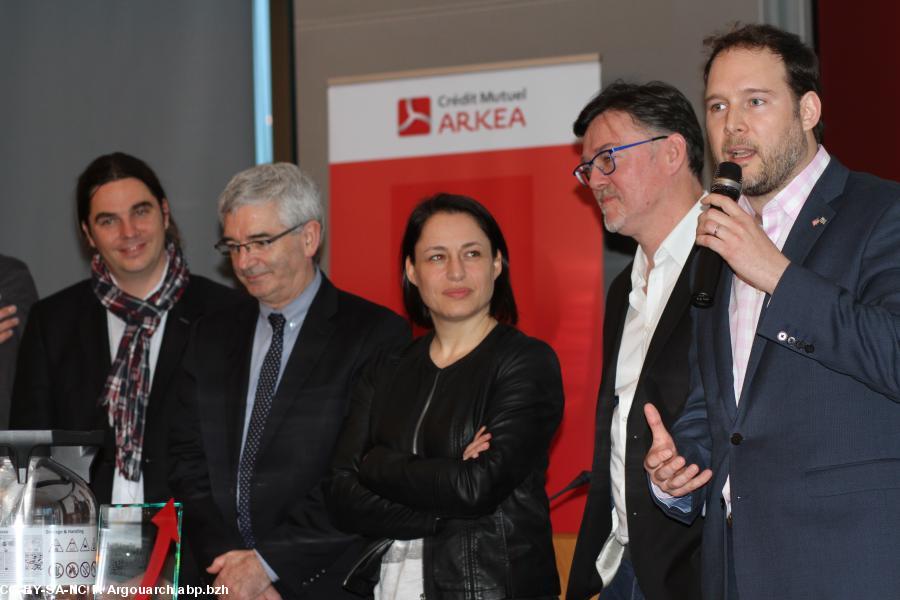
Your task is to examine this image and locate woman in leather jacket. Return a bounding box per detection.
[326,193,564,600]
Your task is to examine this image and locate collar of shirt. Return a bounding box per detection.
[736,145,830,250]
[257,267,322,332]
[630,196,705,301]
[109,257,169,300]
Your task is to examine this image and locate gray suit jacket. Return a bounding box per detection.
[0,255,38,427]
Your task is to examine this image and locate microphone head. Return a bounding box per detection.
[711,161,742,200]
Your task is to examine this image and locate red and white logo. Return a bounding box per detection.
[397,97,431,136]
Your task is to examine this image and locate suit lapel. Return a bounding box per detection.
[599,268,630,407]
[713,262,738,422]
[779,161,842,266]
[736,159,845,413]
[257,277,338,457]
[228,302,258,472]
[640,249,695,377]
[82,290,111,426]
[146,283,198,423]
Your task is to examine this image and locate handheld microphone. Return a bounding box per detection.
[690,162,742,308]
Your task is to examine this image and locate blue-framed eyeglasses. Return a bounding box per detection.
[214,222,305,256]
[573,135,668,186]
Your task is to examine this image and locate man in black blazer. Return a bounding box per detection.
[0,254,38,427]
[566,82,706,600]
[11,152,237,506]
[169,163,409,600]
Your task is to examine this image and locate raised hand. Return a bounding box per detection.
[643,403,712,497]
[696,193,790,295]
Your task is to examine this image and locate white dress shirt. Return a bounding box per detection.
[596,199,703,581]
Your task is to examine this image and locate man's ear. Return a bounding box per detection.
[160,198,171,229]
[799,91,822,134]
[302,221,323,259]
[662,133,688,176]
[81,222,97,249]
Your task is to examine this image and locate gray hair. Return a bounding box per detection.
[218,163,324,234]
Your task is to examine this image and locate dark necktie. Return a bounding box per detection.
[237,312,286,547]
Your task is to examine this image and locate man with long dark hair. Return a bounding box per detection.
[11,151,237,506]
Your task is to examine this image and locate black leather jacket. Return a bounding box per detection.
[326,324,564,599]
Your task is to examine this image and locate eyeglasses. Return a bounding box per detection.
[572,135,668,186]
[214,222,304,256]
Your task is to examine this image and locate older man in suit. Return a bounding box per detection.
[565,81,706,600]
[169,163,409,600]
[0,254,38,427]
[645,24,900,600]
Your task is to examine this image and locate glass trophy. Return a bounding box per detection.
[95,501,181,600]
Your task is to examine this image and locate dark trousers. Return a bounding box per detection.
[600,553,646,600]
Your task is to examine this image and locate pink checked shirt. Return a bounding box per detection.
[729,145,831,400]
[723,145,830,508]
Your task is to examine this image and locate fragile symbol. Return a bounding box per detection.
[66,562,78,578]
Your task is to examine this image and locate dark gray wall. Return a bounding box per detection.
[0,1,255,296]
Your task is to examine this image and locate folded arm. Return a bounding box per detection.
[325,351,442,539]
[358,341,564,518]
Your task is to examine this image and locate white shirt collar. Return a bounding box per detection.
[631,196,705,291]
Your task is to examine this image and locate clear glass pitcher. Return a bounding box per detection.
[0,431,103,600]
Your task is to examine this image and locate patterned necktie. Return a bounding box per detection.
[238,312,286,547]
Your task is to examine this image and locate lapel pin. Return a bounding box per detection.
[811,216,828,227]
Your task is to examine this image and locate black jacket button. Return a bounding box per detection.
[731,433,743,445]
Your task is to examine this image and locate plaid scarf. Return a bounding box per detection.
[92,242,189,481]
